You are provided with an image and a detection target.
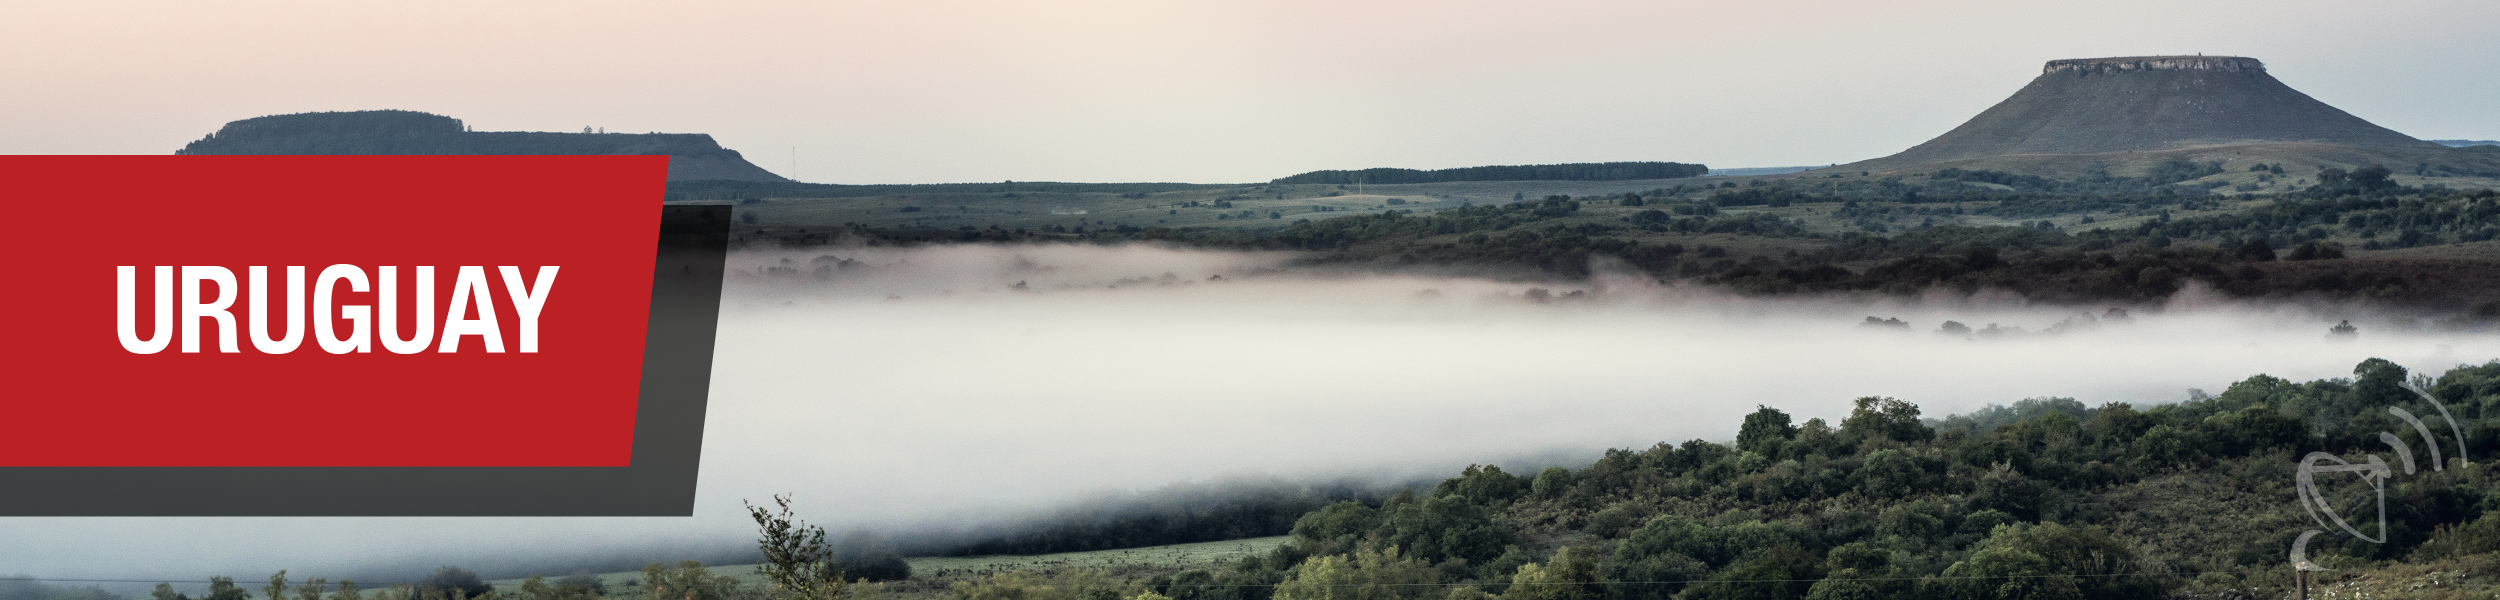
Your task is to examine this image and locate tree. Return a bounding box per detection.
[517,577,555,600]
[1852,449,1920,498]
[1932,522,2152,600]
[1530,196,1579,218]
[1787,418,1843,459]
[643,562,740,600]
[1736,406,1797,455]
[1292,502,1381,548]
[2307,164,2400,197]
[1527,468,1574,501]
[420,568,492,600]
[1931,546,2079,600]
[2352,164,2398,194]
[2288,240,2345,260]
[1497,547,1604,600]
[1434,465,1524,504]
[1678,545,1823,600]
[1963,246,2000,271]
[2082,402,2148,444]
[747,494,843,598]
[2352,358,2410,409]
[1617,515,1726,570]
[1272,546,1439,600]
[1841,397,1933,444]
[830,530,912,582]
[1375,492,1514,565]
[1606,546,1706,600]
[1874,501,1949,544]
[554,574,605,598]
[1804,543,1907,600]
[2237,238,2275,261]
[1969,463,2044,521]
[205,577,248,600]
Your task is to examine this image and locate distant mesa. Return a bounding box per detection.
[1707,166,1820,177]
[1834,56,2499,177]
[176,110,790,182]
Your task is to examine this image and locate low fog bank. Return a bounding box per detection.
[5,243,2494,582]
[701,243,2493,523]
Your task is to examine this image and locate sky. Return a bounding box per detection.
[3,1,2497,184]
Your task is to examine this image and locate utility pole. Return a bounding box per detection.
[2292,531,2326,600]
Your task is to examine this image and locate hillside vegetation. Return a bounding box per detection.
[1008,357,2498,600]
[732,163,2500,310]
[60,358,2500,600]
[848,358,2500,600]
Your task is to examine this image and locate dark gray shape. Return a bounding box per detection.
[2380,432,2417,475]
[2297,451,2390,544]
[2387,406,2443,471]
[2289,529,2330,571]
[2401,383,2471,467]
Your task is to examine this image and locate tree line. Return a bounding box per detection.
[1270,163,1708,186]
[885,476,1408,557]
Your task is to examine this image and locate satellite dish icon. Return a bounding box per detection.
[2286,380,2473,571]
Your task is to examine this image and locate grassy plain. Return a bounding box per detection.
[484,536,1290,598]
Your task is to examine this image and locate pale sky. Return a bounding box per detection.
[3,1,2495,184]
[6,1,2498,582]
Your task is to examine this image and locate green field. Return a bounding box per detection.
[904,536,1289,581]
[486,536,1289,596]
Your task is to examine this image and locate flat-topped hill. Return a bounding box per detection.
[2040,55,2266,74]
[1835,56,2500,180]
[1876,56,2428,163]
[177,110,790,182]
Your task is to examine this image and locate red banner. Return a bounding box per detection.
[0,155,669,467]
